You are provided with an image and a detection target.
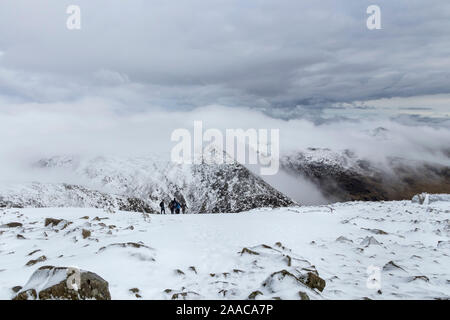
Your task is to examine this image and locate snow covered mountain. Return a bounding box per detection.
[1,195,449,300]
[1,147,448,212]
[281,148,450,203]
[0,155,295,213]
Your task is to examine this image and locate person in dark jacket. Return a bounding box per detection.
[159,200,165,214]
[181,202,188,214]
[169,198,177,214]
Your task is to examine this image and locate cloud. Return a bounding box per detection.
[0,99,448,205]
[0,0,449,202]
[0,100,448,166]
[0,0,449,113]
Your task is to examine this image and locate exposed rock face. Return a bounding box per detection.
[81,229,91,239]
[13,266,111,300]
[302,272,326,292]
[281,148,450,202]
[0,155,295,214]
[44,218,63,227]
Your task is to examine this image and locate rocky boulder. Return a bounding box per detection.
[13,266,111,300]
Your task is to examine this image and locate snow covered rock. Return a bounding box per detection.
[261,269,325,298]
[238,243,326,299]
[412,193,450,205]
[360,236,381,247]
[13,266,111,300]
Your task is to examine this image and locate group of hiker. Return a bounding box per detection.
[159,198,188,214]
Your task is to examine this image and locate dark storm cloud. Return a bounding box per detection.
[0,0,449,112]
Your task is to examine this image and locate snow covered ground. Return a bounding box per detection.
[1,198,449,300]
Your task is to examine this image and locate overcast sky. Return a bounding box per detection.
[0,0,449,189]
[0,0,449,121]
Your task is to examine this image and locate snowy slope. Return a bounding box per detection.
[0,155,295,213]
[1,196,449,300]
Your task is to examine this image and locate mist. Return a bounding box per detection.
[1,100,449,203]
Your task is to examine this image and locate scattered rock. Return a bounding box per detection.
[362,228,388,235]
[284,255,292,266]
[298,291,310,300]
[92,217,108,221]
[240,247,260,255]
[175,269,185,276]
[336,236,353,243]
[360,236,381,247]
[383,261,406,272]
[274,242,288,250]
[44,218,62,227]
[409,276,430,282]
[16,234,26,240]
[171,291,200,300]
[81,229,91,239]
[302,272,326,292]
[25,255,47,267]
[11,286,22,293]
[248,290,263,300]
[28,249,42,256]
[189,266,197,274]
[97,242,152,252]
[0,222,23,228]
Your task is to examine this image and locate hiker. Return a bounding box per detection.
[169,198,178,214]
[175,201,181,214]
[159,200,165,214]
[181,202,188,214]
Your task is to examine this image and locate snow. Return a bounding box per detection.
[0,197,449,300]
[20,267,68,293]
[282,148,361,171]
